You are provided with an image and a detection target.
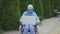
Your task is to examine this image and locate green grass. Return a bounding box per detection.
[0,30,4,34]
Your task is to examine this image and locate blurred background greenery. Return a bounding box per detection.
[0,0,60,33]
[20,0,60,18]
[0,0,20,32]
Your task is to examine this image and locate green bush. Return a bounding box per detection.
[20,0,60,18]
[20,0,53,18]
[0,29,3,34]
[0,0,20,30]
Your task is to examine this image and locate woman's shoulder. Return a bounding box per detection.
[33,11,37,15]
[23,11,28,14]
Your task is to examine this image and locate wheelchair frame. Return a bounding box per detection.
[19,25,38,34]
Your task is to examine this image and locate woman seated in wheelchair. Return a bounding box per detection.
[19,4,40,34]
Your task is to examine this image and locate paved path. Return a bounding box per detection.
[2,16,60,34]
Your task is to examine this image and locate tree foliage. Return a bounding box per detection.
[20,0,60,18]
[0,0,20,30]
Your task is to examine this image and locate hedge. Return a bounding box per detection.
[20,0,60,18]
[0,0,20,30]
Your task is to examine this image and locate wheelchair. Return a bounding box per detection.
[19,24,39,34]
